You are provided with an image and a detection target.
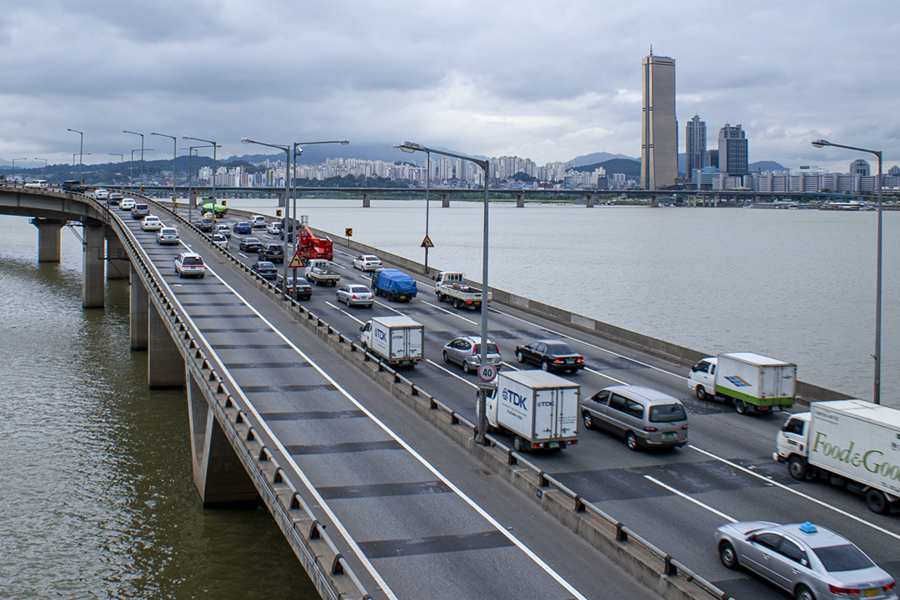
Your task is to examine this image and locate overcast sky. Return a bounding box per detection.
[2,0,897,173]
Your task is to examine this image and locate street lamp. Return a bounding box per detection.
[12,158,27,182]
[129,148,153,191]
[186,144,215,224]
[33,158,47,180]
[397,141,491,442]
[241,137,349,296]
[73,153,91,173]
[123,130,145,189]
[108,154,124,186]
[812,138,884,405]
[183,136,220,206]
[67,128,83,181]
[152,132,178,205]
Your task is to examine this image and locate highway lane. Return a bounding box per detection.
[174,206,900,599]
[117,203,660,600]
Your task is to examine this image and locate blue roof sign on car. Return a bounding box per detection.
[799,522,818,534]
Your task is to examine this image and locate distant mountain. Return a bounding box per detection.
[572,157,641,178]
[572,152,637,167]
[750,160,786,172]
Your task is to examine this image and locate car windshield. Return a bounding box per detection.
[649,404,687,423]
[546,342,576,354]
[474,343,499,355]
[813,544,875,572]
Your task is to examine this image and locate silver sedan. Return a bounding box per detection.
[716,521,897,600]
[336,284,374,307]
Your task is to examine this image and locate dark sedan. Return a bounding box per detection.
[278,275,312,301]
[251,261,279,280]
[515,339,585,373]
[239,237,264,252]
[259,243,285,263]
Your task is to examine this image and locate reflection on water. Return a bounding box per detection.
[0,216,316,599]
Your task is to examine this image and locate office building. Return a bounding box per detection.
[718,124,748,176]
[850,159,870,177]
[685,115,706,178]
[641,50,678,189]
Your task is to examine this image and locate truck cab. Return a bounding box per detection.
[688,357,716,400]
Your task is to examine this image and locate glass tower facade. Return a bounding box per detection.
[641,51,678,190]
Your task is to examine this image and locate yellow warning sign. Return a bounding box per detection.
[421,235,434,248]
[289,251,304,268]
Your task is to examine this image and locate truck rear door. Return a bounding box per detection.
[533,387,577,442]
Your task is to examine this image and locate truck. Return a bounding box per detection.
[774,400,900,514]
[304,258,341,286]
[197,212,215,232]
[371,269,417,302]
[688,352,796,415]
[478,370,579,453]
[434,271,491,310]
[359,316,424,368]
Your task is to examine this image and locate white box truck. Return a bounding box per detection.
[688,352,796,414]
[359,316,424,368]
[479,370,579,453]
[774,399,900,514]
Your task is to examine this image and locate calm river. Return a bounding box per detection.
[0,199,897,598]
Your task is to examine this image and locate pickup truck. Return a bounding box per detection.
[434,271,491,310]
[305,258,341,286]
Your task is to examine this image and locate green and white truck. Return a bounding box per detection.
[688,352,796,414]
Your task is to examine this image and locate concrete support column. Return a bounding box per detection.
[106,234,129,280]
[130,265,149,351]
[516,193,525,208]
[585,194,595,208]
[276,189,286,208]
[31,217,65,263]
[148,303,184,388]
[83,220,106,309]
[362,193,370,208]
[187,370,258,505]
[441,193,450,208]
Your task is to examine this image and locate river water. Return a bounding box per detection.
[0,200,897,597]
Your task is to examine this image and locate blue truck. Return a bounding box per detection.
[371,269,418,302]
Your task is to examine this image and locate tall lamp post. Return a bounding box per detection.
[108,154,124,187]
[12,158,27,182]
[186,144,215,224]
[183,136,219,206]
[812,138,883,405]
[241,137,349,295]
[123,130,145,190]
[397,141,491,442]
[73,153,91,173]
[67,128,83,181]
[33,158,47,180]
[152,132,178,205]
[129,148,153,191]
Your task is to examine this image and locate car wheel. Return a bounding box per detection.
[626,432,639,451]
[718,541,739,570]
[178,271,183,278]
[516,351,525,363]
[463,361,473,374]
[512,436,525,453]
[582,411,594,430]
[695,385,708,401]
[788,455,807,481]
[541,361,550,372]
[866,488,890,515]
[794,584,815,600]
[442,351,451,364]
[735,400,747,415]
[454,298,462,309]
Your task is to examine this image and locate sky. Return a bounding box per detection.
[2,0,898,174]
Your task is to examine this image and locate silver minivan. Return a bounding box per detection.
[581,385,688,451]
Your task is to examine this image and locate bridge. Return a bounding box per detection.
[3,183,899,600]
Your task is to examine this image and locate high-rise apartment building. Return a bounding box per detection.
[685,115,706,178]
[718,123,748,176]
[641,50,678,189]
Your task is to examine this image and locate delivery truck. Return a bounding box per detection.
[478,370,579,453]
[688,352,796,414]
[774,399,900,514]
[305,258,341,286]
[359,316,424,368]
[434,271,491,310]
[371,269,417,302]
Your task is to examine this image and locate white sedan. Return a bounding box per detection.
[119,198,136,210]
[352,254,382,271]
[266,222,282,235]
[141,215,163,231]
[156,227,179,245]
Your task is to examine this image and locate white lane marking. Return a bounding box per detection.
[644,476,738,523]
[159,262,587,599]
[688,445,900,541]
[325,301,367,324]
[490,307,689,382]
[583,367,627,385]
[420,299,478,324]
[426,359,478,388]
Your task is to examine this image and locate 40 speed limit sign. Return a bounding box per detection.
[477,363,498,383]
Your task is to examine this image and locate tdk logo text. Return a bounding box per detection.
[374,329,387,341]
[502,388,529,411]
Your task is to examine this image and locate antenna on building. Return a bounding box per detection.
[649,45,653,56]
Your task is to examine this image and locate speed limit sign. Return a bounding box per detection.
[477,363,498,383]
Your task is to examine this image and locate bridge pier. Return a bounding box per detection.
[31,217,66,263]
[276,190,286,208]
[187,371,258,505]
[585,194,595,208]
[106,234,129,280]
[440,193,450,208]
[148,304,184,388]
[362,193,370,208]
[130,266,149,350]
[516,193,525,208]
[83,220,105,309]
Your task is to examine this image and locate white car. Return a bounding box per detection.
[336,284,374,307]
[25,180,48,188]
[215,224,232,238]
[156,227,179,245]
[353,254,382,271]
[93,188,109,200]
[141,215,163,231]
[119,198,136,210]
[174,252,206,278]
[212,233,228,248]
[251,215,267,228]
[109,192,124,204]
[266,222,282,235]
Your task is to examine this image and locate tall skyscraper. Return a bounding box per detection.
[641,49,678,190]
[718,123,748,176]
[685,115,706,178]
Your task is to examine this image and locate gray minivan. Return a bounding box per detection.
[131,202,150,219]
[581,385,688,451]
